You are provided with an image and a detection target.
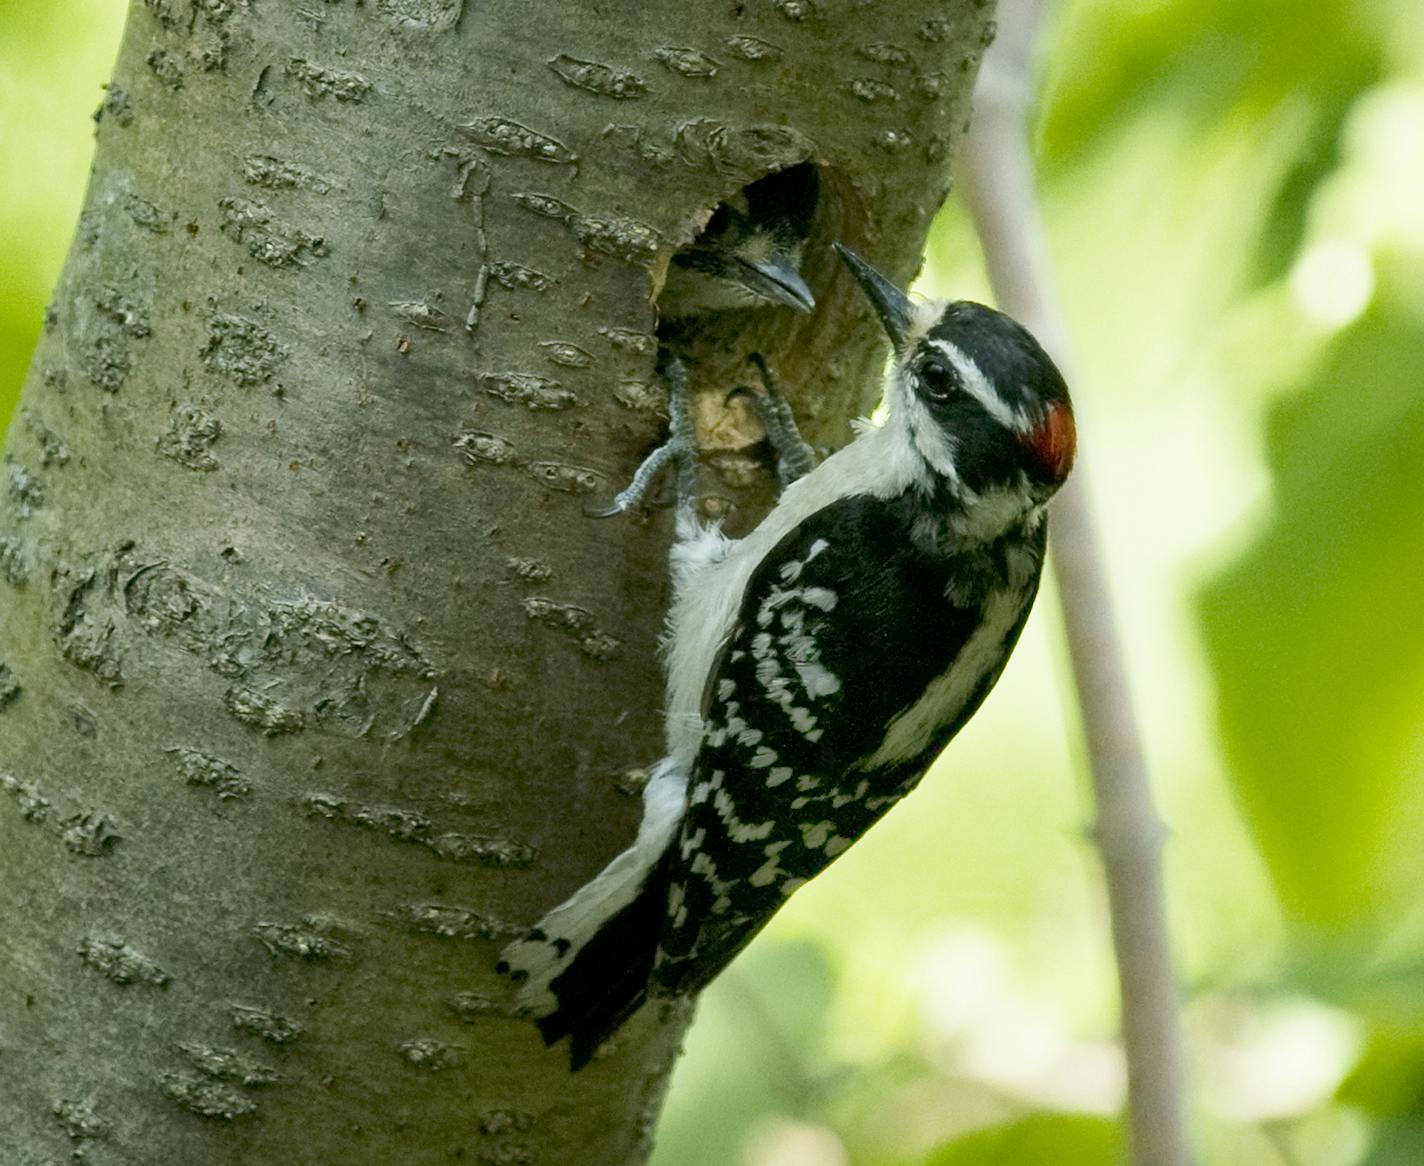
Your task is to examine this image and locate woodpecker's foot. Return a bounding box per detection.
[589,356,699,518]
[732,354,816,489]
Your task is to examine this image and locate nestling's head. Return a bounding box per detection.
[660,167,819,320]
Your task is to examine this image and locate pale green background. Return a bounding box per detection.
[5,3,1424,1163]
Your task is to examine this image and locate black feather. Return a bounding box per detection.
[534,853,673,1069]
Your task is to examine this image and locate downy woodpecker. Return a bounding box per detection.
[501,245,1076,1069]
[657,165,818,320]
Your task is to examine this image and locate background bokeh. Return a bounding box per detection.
[5,3,1423,1163]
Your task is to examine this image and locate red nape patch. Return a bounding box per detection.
[1024,400,1076,483]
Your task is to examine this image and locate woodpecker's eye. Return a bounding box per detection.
[916,356,959,402]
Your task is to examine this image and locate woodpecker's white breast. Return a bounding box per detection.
[661,415,926,762]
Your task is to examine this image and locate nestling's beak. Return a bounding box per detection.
[736,252,816,313]
[833,243,914,350]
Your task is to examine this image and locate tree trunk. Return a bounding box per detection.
[0,2,995,1162]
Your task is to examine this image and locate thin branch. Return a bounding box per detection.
[958,2,1195,1162]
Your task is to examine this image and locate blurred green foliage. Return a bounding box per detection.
[0,1,127,424]
[921,1114,1122,1164]
[1199,288,1424,930]
[5,2,1424,1163]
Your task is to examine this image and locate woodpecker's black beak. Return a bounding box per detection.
[834,244,914,350]
[735,253,816,313]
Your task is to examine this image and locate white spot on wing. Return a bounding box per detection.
[713,785,775,843]
[680,825,706,859]
[831,779,868,808]
[689,850,732,895]
[796,661,841,699]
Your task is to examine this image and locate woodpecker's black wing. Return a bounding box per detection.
[653,491,1045,994]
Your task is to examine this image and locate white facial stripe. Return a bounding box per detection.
[926,338,1029,432]
[890,369,961,485]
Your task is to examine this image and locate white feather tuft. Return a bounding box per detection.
[501,756,689,1017]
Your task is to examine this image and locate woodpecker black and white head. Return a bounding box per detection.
[658,165,818,320]
[834,243,1075,517]
[502,244,1074,1070]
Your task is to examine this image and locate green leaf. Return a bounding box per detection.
[1040,0,1381,173]
[919,1114,1123,1166]
[1358,1119,1424,1166]
[1197,279,1424,927]
[1338,1026,1424,1117]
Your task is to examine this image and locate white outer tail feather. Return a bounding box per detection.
[501,756,689,1018]
[499,512,736,1024]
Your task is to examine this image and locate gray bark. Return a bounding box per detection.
[0,1,994,1162]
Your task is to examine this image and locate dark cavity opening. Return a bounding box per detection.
[656,163,822,334]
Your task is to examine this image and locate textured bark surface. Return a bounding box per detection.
[0,1,994,1162]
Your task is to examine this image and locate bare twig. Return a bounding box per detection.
[959,2,1194,1162]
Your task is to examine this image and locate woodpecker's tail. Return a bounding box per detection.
[498,758,685,1069]
[536,855,673,1068]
